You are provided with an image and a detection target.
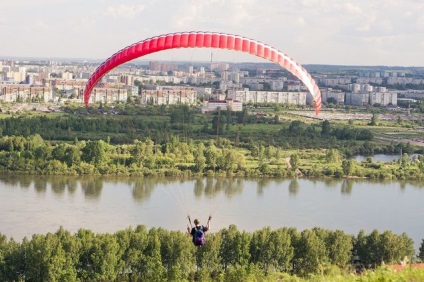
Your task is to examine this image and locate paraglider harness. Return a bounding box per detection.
[193,226,205,246]
[188,215,211,247]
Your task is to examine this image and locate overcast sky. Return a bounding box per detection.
[1,0,423,66]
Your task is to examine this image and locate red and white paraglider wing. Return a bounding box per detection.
[84,31,322,114]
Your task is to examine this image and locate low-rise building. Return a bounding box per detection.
[201,99,243,113]
[228,89,307,105]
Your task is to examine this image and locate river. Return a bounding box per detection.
[0,175,423,251]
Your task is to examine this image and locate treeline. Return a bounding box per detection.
[0,226,421,281]
[1,134,424,179]
[0,114,170,144]
[0,109,378,151]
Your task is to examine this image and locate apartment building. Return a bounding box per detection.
[228,89,307,105]
[140,86,197,105]
[369,92,397,106]
[87,88,128,104]
[345,92,397,106]
[321,89,345,105]
[0,85,52,102]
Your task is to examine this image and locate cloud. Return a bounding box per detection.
[1,0,424,65]
[343,2,362,15]
[296,17,306,27]
[0,0,66,9]
[104,4,145,19]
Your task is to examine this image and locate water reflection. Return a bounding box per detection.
[0,176,423,200]
[322,178,341,189]
[341,179,353,194]
[202,177,244,198]
[34,177,47,193]
[223,178,243,197]
[19,177,32,189]
[50,177,67,195]
[288,179,299,195]
[256,178,271,195]
[132,178,155,202]
[194,178,204,198]
[81,177,103,199]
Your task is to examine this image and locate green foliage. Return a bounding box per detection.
[290,154,299,171]
[0,136,417,179]
[353,229,415,268]
[82,140,107,165]
[0,120,422,179]
[369,113,379,126]
[420,239,424,261]
[0,226,421,281]
[292,229,328,276]
[321,120,331,136]
[220,225,252,270]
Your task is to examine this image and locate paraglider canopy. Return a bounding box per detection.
[84,31,322,115]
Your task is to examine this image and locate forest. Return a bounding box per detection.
[0,103,423,179]
[1,225,423,281]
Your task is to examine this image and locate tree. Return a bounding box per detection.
[321,120,331,136]
[115,225,149,279]
[292,229,328,276]
[131,140,145,167]
[288,121,304,135]
[25,233,71,281]
[325,149,340,163]
[158,229,195,281]
[89,233,121,281]
[220,225,251,270]
[34,144,52,161]
[326,230,353,267]
[369,113,379,126]
[52,143,67,162]
[76,229,97,280]
[268,228,294,273]
[142,228,166,281]
[0,234,22,281]
[81,140,107,165]
[419,239,424,261]
[63,146,81,167]
[55,227,79,281]
[205,142,219,172]
[196,232,223,279]
[212,109,225,137]
[356,229,382,268]
[193,143,207,173]
[342,160,354,176]
[327,97,337,104]
[249,227,294,274]
[250,227,273,272]
[400,153,410,168]
[289,154,299,171]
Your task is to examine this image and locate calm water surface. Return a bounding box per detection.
[0,176,423,250]
[354,154,421,162]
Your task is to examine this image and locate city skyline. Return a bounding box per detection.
[1,0,424,67]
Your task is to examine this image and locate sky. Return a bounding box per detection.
[1,0,424,66]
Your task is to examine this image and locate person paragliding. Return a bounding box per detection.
[187,215,211,247]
